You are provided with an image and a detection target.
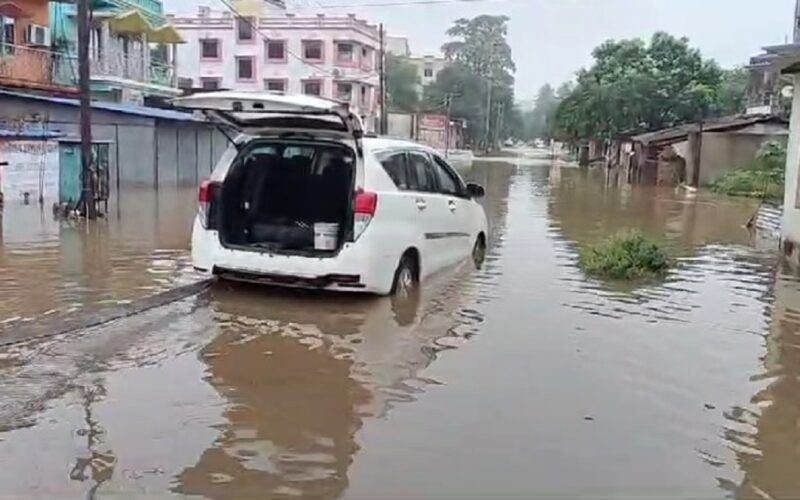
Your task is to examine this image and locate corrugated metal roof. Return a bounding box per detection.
[632,114,788,146]
[0,89,198,122]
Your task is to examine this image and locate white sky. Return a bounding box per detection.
[164,0,796,101]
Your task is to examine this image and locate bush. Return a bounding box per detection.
[711,141,786,200]
[580,230,671,280]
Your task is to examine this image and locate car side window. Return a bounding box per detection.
[379,152,410,190]
[407,151,437,193]
[431,155,464,197]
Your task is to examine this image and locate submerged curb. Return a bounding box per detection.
[0,278,215,349]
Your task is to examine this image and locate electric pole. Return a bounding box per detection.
[444,93,452,158]
[78,0,96,219]
[794,0,800,43]
[494,101,505,148]
[484,78,492,153]
[378,23,387,135]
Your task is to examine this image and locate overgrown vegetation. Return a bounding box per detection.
[580,230,672,280]
[711,141,787,200]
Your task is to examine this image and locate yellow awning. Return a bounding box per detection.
[149,25,185,44]
[108,10,152,35]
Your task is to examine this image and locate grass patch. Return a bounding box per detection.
[710,141,786,200]
[580,230,671,280]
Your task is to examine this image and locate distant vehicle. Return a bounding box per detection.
[174,92,488,296]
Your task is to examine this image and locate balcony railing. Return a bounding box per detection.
[90,50,176,88]
[0,44,78,90]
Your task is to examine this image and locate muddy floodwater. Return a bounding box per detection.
[1,155,799,499]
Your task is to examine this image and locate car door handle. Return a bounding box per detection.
[448,200,457,212]
[416,198,427,210]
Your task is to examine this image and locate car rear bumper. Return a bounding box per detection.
[191,219,395,294]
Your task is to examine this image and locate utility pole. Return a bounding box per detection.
[495,101,505,148]
[484,78,492,153]
[378,23,387,135]
[794,0,800,43]
[444,93,452,158]
[78,0,96,218]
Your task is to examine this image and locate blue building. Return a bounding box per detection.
[49,0,184,104]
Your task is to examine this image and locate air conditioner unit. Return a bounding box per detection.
[25,25,50,47]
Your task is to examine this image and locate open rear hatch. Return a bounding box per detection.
[174,92,369,257]
[173,91,364,152]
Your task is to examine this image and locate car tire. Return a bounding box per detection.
[391,253,418,298]
[472,235,487,269]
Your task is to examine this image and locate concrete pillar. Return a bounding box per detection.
[780,73,800,264]
[578,144,589,167]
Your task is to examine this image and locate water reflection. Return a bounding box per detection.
[727,265,800,499]
[174,160,515,498]
[0,187,198,328]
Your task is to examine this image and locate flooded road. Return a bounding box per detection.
[1,157,798,498]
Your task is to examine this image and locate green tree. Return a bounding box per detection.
[718,68,749,115]
[523,84,562,141]
[438,15,516,148]
[423,62,488,145]
[552,32,724,142]
[386,54,420,112]
[442,15,515,84]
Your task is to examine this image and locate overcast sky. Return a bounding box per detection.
[164,0,796,102]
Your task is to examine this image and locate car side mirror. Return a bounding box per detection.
[466,183,485,199]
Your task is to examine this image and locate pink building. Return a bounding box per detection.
[170,3,381,131]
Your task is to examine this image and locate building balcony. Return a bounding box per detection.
[0,44,78,92]
[90,50,179,95]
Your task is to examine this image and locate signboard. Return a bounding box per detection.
[0,140,59,202]
[419,114,448,131]
[417,114,448,151]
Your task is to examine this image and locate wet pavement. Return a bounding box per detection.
[1,156,799,498]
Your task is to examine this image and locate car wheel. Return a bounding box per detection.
[472,235,487,269]
[391,254,418,298]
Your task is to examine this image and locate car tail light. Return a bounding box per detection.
[353,190,378,241]
[198,180,220,229]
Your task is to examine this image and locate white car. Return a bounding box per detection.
[175,92,488,296]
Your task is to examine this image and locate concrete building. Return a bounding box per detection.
[386,35,409,57]
[746,44,798,115]
[408,54,448,91]
[170,1,381,130]
[780,64,800,261]
[0,0,77,94]
[50,0,185,104]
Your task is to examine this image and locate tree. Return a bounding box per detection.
[523,84,560,141]
[386,54,420,113]
[552,32,725,142]
[423,62,488,145]
[718,68,749,115]
[442,15,515,84]
[438,15,516,148]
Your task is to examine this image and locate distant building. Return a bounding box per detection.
[746,43,799,115]
[407,54,448,92]
[171,2,381,131]
[50,0,185,105]
[386,35,410,57]
[0,0,77,93]
[386,35,448,95]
